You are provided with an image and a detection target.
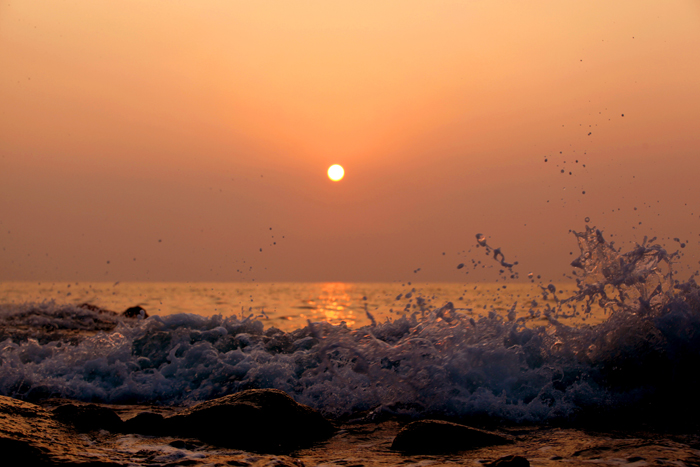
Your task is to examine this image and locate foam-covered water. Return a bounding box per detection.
[1,227,699,425]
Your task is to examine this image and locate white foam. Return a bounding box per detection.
[1,230,699,421]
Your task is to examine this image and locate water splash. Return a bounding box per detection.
[565,226,676,315]
[1,227,700,425]
[474,233,517,275]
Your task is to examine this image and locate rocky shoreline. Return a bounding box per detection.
[3,389,700,466]
[1,389,518,466]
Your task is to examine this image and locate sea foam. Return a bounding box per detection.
[1,227,700,423]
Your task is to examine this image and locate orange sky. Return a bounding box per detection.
[1,1,699,282]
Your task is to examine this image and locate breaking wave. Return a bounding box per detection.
[1,227,700,424]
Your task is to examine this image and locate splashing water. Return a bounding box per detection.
[474,233,518,276]
[565,227,676,316]
[1,227,700,426]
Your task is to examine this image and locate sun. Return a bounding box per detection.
[327,164,345,182]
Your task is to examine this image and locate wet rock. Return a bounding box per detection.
[53,403,125,433]
[123,411,168,436]
[167,388,334,453]
[1,436,51,465]
[78,302,148,319]
[391,419,512,454]
[0,396,126,465]
[487,455,530,467]
[122,305,148,319]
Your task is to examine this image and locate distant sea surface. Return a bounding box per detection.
[0,281,586,330]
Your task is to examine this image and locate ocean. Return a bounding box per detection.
[0,281,588,331]
[1,227,700,465]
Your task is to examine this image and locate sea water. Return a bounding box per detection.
[1,226,699,426]
[0,281,585,330]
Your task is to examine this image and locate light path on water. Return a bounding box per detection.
[0,281,604,331]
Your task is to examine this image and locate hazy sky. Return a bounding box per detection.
[1,1,699,282]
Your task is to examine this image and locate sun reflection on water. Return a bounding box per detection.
[0,281,590,332]
[299,282,357,327]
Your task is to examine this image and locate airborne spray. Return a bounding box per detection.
[475,233,518,279]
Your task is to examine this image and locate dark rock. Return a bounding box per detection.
[1,396,303,465]
[487,455,530,467]
[78,302,148,320]
[123,411,167,436]
[391,419,512,454]
[167,388,334,453]
[53,403,125,433]
[1,437,50,465]
[0,396,127,465]
[122,306,148,319]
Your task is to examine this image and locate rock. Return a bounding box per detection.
[0,395,318,465]
[122,306,148,319]
[0,396,126,465]
[167,388,334,453]
[487,455,530,467]
[1,437,51,465]
[77,302,148,319]
[123,411,168,436]
[391,419,512,454]
[53,403,125,433]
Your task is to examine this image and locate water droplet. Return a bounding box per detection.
[585,217,590,223]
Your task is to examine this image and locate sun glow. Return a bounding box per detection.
[327,164,345,181]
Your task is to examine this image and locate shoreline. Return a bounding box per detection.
[4,394,700,467]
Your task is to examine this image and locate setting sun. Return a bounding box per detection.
[327,164,345,182]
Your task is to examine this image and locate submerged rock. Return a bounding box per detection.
[167,388,334,453]
[391,419,512,454]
